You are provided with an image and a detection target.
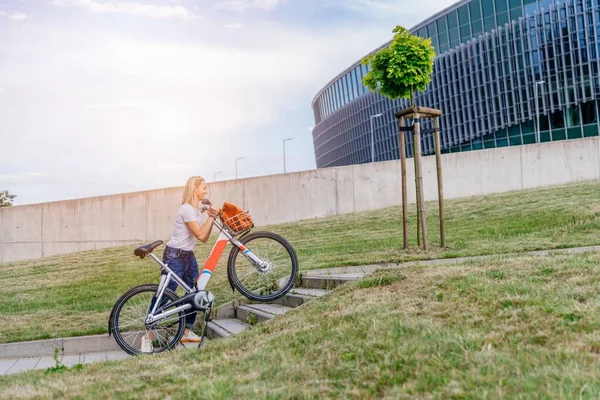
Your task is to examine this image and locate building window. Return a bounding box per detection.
[566,106,581,127]
[539,0,553,10]
[551,109,565,129]
[344,75,351,104]
[460,24,472,40]
[582,101,597,124]
[439,39,450,53]
[458,5,470,25]
[437,15,448,33]
[523,0,537,16]
[339,77,347,106]
[449,27,460,43]
[484,16,496,31]
[540,114,550,131]
[471,0,482,22]
[509,0,521,9]
[333,83,340,111]
[448,11,459,29]
[482,0,495,18]
[495,0,508,13]
[337,80,345,107]
[428,22,438,42]
[510,7,523,20]
[350,69,358,99]
[472,20,483,36]
[497,12,509,26]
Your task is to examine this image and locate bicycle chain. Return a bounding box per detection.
[149,305,213,341]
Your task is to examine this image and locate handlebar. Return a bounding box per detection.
[200,198,220,216]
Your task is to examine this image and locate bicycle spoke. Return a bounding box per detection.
[113,285,185,355]
[117,319,145,330]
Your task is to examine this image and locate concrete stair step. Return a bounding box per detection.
[206,288,327,340]
[270,288,331,308]
[270,293,313,308]
[290,288,330,297]
[206,318,250,339]
[236,303,292,324]
[301,272,366,289]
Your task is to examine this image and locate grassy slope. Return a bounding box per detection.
[2,252,600,398]
[1,181,600,343]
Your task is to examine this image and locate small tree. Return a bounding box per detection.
[362,25,439,251]
[362,25,435,106]
[0,190,17,207]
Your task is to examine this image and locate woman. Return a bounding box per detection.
[142,176,219,352]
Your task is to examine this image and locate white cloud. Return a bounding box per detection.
[0,12,394,204]
[214,0,281,12]
[326,0,456,20]
[83,101,151,110]
[0,172,44,184]
[225,22,244,28]
[0,10,28,21]
[157,162,190,170]
[52,0,200,19]
[9,12,28,20]
[0,88,6,94]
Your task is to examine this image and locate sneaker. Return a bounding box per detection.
[140,335,154,353]
[180,330,203,343]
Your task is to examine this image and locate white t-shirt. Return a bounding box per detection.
[166,203,208,251]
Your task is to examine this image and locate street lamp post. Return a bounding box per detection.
[235,157,245,180]
[283,137,293,173]
[370,113,383,162]
[213,171,223,182]
[534,80,545,143]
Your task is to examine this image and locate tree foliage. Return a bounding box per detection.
[0,190,17,207]
[362,25,436,104]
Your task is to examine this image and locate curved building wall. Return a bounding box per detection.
[312,0,600,168]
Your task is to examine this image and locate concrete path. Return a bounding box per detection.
[302,245,600,276]
[2,244,599,376]
[0,341,204,376]
[0,351,130,375]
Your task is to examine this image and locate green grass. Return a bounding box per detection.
[1,180,600,343]
[2,252,600,398]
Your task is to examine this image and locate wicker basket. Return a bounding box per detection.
[222,210,253,233]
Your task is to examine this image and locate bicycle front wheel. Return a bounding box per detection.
[227,231,299,302]
[110,284,185,356]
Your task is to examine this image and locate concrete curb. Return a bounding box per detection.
[0,334,120,359]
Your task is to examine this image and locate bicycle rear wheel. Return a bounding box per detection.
[227,231,299,302]
[110,284,185,356]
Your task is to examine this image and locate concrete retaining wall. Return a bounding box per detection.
[2,137,599,264]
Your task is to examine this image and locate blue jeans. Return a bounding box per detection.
[150,245,199,330]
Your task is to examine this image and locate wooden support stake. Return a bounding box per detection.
[414,116,429,250]
[412,117,420,247]
[434,117,446,247]
[399,117,408,250]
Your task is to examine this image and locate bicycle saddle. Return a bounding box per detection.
[134,240,164,258]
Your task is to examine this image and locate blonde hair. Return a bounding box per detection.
[182,176,206,209]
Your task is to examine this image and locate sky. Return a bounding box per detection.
[0,0,456,206]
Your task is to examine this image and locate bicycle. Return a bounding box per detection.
[108,199,299,356]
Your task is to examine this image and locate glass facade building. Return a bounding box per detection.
[311,0,600,168]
